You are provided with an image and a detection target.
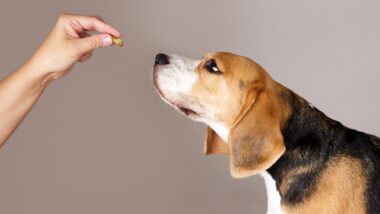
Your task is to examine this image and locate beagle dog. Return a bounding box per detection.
[152,52,380,214]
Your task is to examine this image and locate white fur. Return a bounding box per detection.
[260,171,286,214]
[155,54,200,107]
[156,54,230,143]
[204,120,229,142]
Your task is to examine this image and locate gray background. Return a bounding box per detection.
[0,0,379,213]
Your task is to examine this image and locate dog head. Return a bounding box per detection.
[153,52,289,178]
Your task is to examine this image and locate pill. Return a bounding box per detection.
[112,37,124,47]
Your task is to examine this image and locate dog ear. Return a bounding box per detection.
[228,88,286,178]
[204,127,228,155]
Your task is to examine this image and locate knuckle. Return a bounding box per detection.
[57,13,74,24]
[90,38,100,49]
[90,15,103,21]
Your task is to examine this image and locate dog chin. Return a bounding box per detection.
[162,95,199,118]
[153,76,199,118]
[154,86,199,118]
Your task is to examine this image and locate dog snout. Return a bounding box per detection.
[155,53,170,65]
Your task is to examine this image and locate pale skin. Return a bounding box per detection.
[0,13,122,147]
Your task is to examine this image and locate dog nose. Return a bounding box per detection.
[155,53,170,65]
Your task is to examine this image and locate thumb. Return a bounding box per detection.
[76,34,113,53]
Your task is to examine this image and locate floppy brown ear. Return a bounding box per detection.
[228,88,286,178]
[204,127,228,155]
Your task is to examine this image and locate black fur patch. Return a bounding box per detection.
[267,89,380,212]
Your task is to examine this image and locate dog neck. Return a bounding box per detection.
[266,89,344,207]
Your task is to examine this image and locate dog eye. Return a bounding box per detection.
[204,59,221,74]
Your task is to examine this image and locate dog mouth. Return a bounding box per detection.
[177,106,198,116]
[153,67,199,117]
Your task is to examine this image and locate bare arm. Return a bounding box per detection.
[0,13,121,146]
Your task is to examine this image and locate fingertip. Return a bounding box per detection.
[101,34,113,47]
[107,26,121,38]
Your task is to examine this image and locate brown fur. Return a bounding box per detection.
[227,86,288,178]
[282,157,366,214]
[199,52,290,178]
[204,127,227,155]
[198,53,369,212]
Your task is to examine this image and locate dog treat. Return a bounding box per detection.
[112,37,124,47]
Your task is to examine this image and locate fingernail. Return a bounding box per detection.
[102,36,112,46]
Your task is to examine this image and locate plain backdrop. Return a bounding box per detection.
[0,0,379,213]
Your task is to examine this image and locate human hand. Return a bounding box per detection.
[28,13,121,82]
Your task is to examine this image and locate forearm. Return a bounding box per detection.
[0,13,121,148]
[0,60,53,146]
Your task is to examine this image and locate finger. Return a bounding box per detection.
[79,51,93,62]
[73,15,121,38]
[87,15,104,21]
[74,34,113,53]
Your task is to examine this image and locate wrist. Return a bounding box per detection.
[20,56,57,89]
